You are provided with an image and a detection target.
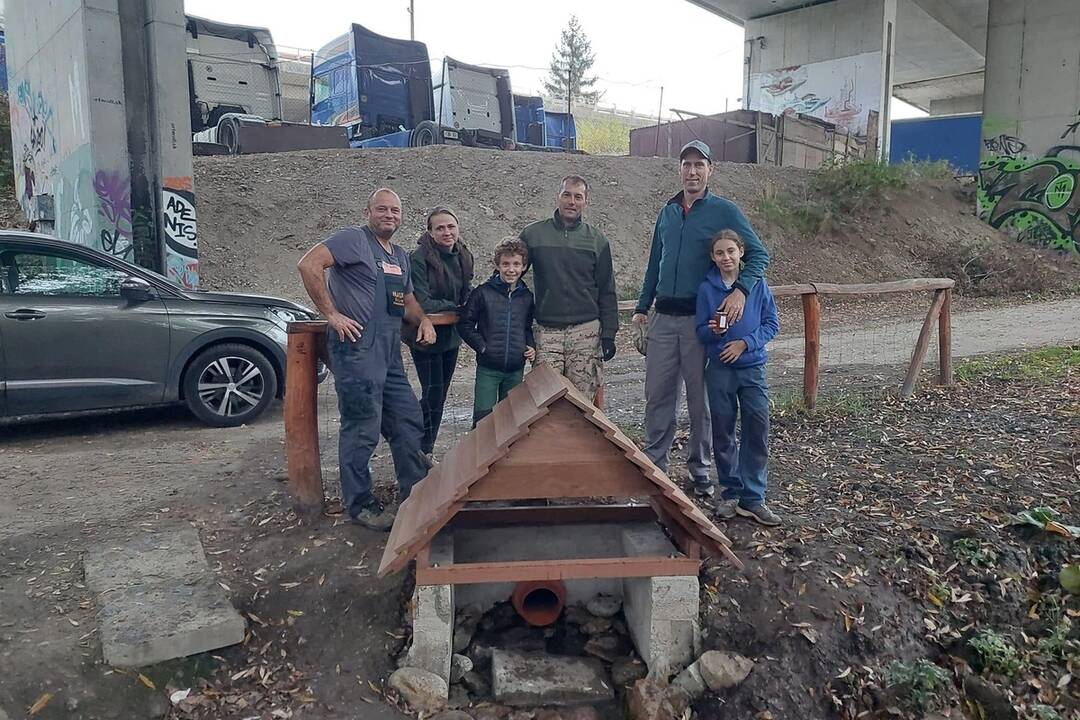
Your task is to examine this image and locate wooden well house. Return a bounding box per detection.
[377,362,741,585]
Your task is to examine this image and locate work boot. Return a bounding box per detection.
[351,500,396,531]
[714,498,738,520]
[736,502,781,527]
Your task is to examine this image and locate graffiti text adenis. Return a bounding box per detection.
[162,177,199,289]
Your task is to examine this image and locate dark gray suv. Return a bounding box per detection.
[0,232,319,426]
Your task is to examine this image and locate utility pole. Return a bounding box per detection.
[653,86,664,156]
[566,34,572,152]
[408,0,415,40]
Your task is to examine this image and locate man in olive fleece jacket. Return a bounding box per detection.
[520,175,618,400]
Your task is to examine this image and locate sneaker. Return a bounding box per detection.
[714,498,739,519]
[736,503,781,527]
[419,451,435,469]
[351,501,396,531]
[692,480,715,499]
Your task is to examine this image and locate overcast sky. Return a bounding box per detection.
[182,0,923,120]
[184,0,750,118]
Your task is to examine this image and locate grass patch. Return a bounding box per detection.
[772,387,876,418]
[952,537,997,568]
[955,346,1080,384]
[883,659,951,716]
[969,629,1022,676]
[756,158,943,235]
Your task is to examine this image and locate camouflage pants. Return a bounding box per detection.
[535,319,602,399]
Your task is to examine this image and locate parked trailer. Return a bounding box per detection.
[186,16,346,154]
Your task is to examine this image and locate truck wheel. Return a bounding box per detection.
[219,117,241,154]
[182,343,278,427]
[411,121,442,147]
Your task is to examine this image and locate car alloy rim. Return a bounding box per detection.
[197,356,265,417]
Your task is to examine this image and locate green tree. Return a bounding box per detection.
[544,15,601,106]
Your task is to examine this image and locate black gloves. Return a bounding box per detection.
[602,338,617,362]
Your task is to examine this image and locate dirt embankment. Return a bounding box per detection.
[193,145,1079,305]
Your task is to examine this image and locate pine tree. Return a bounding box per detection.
[543,15,601,106]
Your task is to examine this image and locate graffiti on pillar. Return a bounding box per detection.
[1062,109,1080,140]
[749,52,881,136]
[93,169,134,259]
[977,146,1080,254]
[982,134,1027,157]
[12,79,59,211]
[67,174,95,247]
[162,176,200,289]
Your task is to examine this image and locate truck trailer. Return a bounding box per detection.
[311,25,516,150]
[186,15,346,154]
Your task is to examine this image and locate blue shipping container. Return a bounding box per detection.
[889,113,982,174]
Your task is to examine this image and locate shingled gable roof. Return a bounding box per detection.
[378,362,741,578]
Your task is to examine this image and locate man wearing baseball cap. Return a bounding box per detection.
[632,140,769,499]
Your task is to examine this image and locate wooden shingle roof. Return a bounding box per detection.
[377,363,740,578]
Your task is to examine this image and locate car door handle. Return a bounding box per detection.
[4,309,47,320]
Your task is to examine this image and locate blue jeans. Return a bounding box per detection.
[329,328,428,517]
[705,360,770,506]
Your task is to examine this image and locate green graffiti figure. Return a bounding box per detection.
[977,146,1080,254]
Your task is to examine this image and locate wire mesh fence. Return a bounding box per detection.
[305,284,951,503]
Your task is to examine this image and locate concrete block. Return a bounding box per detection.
[492,650,614,706]
[85,526,246,667]
[621,527,699,676]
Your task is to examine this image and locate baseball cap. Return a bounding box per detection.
[679,140,712,163]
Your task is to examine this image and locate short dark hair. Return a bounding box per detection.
[710,229,745,253]
[493,237,529,265]
[560,175,589,195]
[426,206,458,230]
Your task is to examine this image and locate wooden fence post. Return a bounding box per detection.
[901,290,947,399]
[285,321,327,512]
[938,288,953,386]
[802,292,821,410]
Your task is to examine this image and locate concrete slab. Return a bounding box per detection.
[491,650,614,706]
[98,577,246,667]
[85,525,245,667]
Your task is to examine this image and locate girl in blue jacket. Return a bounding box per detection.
[695,230,781,526]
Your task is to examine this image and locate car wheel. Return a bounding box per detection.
[182,343,278,427]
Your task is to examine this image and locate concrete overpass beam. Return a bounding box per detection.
[929,94,983,115]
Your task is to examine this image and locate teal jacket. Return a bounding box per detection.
[636,190,769,315]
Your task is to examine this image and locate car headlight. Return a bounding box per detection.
[268,307,303,329]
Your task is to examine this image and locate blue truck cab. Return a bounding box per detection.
[514,94,547,146]
[310,24,435,147]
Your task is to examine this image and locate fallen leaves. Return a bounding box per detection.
[28,692,52,715]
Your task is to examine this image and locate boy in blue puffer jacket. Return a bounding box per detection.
[458,238,536,426]
[696,229,781,525]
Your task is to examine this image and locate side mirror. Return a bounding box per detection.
[120,276,155,303]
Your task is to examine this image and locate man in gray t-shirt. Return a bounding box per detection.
[298,188,436,530]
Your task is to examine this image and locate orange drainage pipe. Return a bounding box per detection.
[511,580,566,626]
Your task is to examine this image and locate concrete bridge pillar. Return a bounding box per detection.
[6,0,199,287]
[742,0,898,158]
[978,0,1080,255]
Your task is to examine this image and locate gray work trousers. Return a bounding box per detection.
[642,312,712,482]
